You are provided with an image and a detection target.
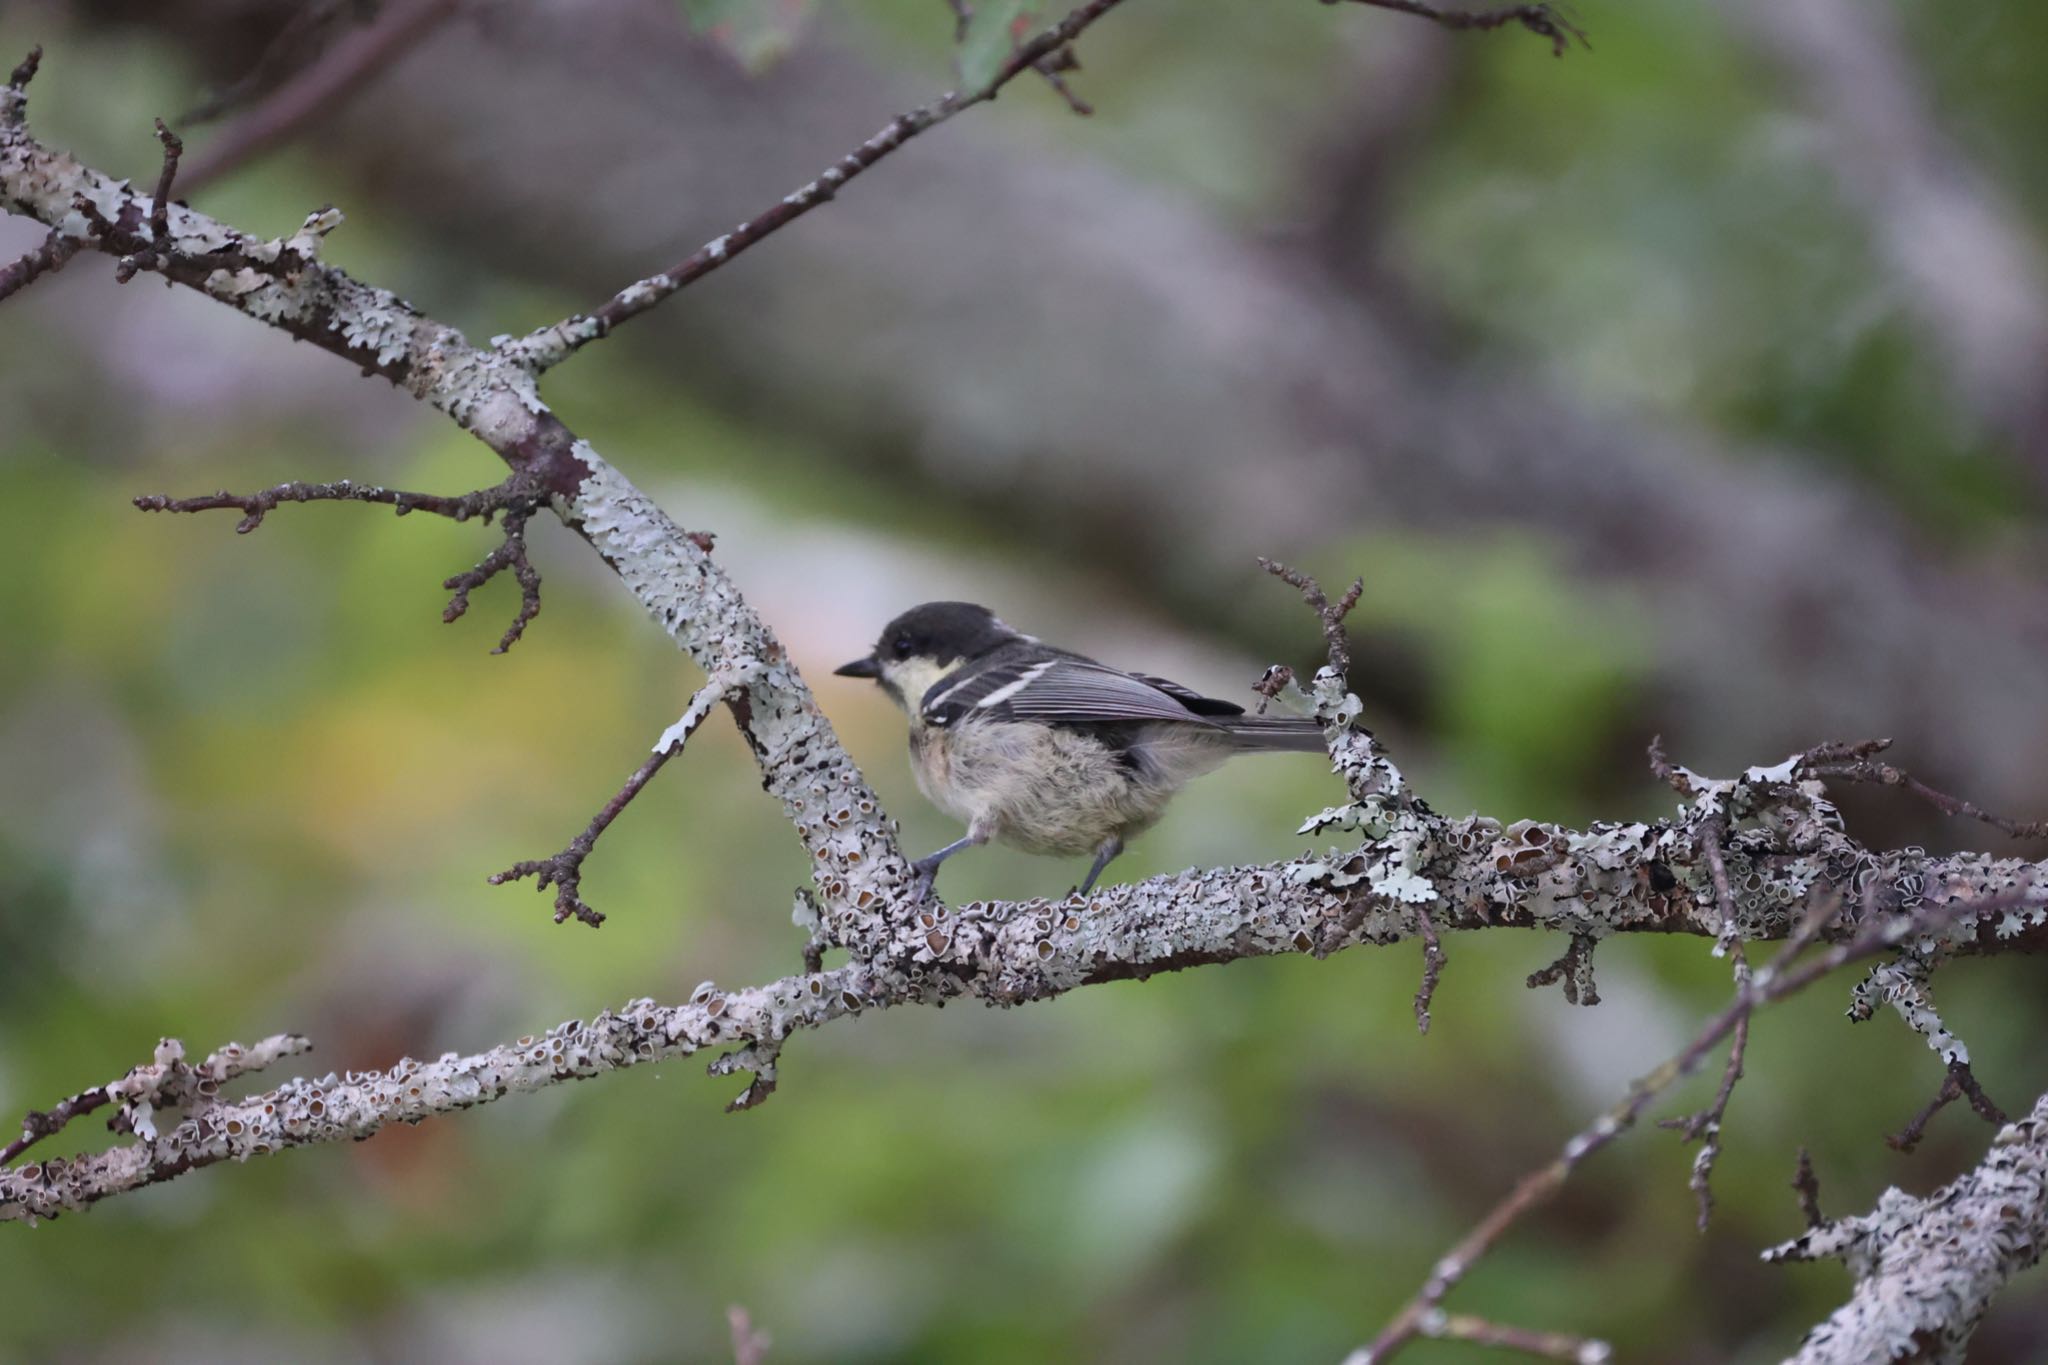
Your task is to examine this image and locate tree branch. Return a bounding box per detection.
[6,756,2042,1223]
[1355,884,2031,1364]
[1328,0,1589,57]
[1766,1092,2048,1364]
[1804,738,2048,842]
[178,0,463,192]
[491,674,751,926]
[6,38,2047,1362]
[499,0,1131,373]
[3,57,918,954]
[137,475,549,652]
[0,223,80,303]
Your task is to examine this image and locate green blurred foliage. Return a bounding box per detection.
[2,3,2046,1363]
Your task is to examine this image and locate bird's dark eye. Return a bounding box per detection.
[890,635,914,659]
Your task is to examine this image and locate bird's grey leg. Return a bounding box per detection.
[1075,834,1125,897]
[911,823,990,896]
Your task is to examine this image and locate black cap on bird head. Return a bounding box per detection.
[834,601,1018,679]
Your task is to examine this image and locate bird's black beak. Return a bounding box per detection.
[834,656,880,679]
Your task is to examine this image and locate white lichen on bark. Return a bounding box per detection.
[1765,1094,2048,1364]
[7,53,2048,1360]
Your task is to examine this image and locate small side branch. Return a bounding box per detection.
[1849,952,2008,1147]
[1803,738,2048,842]
[136,477,516,533]
[1346,1313,1606,1364]
[0,1087,111,1168]
[945,0,974,42]
[1328,0,1589,56]
[1765,1094,2048,1365]
[0,227,81,304]
[1526,932,1600,1005]
[7,45,40,92]
[1358,886,2018,1365]
[179,0,463,192]
[137,476,546,652]
[441,498,542,653]
[1660,954,1750,1231]
[1793,1146,1824,1229]
[112,119,183,284]
[1412,900,1447,1034]
[492,677,740,927]
[503,0,1132,371]
[1887,1058,2011,1154]
[2,1034,309,1167]
[1259,558,1363,677]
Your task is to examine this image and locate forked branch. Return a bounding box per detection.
[137,476,547,651]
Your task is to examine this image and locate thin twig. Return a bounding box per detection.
[492,678,739,926]
[179,0,462,193]
[1645,733,1694,795]
[505,0,1131,372]
[1354,884,2017,1363]
[138,476,545,651]
[441,499,542,653]
[1699,820,1740,957]
[1525,932,1599,1005]
[0,227,82,304]
[1413,899,1447,1034]
[1792,1147,1823,1229]
[1887,1058,2012,1154]
[1258,558,1363,677]
[112,119,183,283]
[1032,41,1094,115]
[181,0,360,126]
[1658,944,1750,1231]
[1327,0,1589,56]
[1803,738,2048,841]
[0,1088,113,1167]
[136,477,516,533]
[2,1034,310,1167]
[944,0,974,43]
[6,44,39,96]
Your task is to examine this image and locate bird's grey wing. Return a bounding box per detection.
[1125,673,1246,718]
[920,657,1231,729]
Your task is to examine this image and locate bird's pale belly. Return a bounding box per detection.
[911,718,1176,856]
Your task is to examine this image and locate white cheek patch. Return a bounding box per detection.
[886,658,958,720]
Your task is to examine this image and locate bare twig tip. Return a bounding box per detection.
[7,46,41,92]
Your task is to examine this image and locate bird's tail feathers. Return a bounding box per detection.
[1221,716,1328,753]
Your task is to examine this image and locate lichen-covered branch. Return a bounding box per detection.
[1355,884,2035,1365]
[6,33,2047,1360]
[2,55,916,949]
[0,221,78,301]
[1,1034,310,1168]
[1766,1092,2048,1365]
[7,758,2043,1223]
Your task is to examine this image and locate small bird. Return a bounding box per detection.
[835,602,1326,896]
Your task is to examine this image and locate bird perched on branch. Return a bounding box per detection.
[835,601,1326,896]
